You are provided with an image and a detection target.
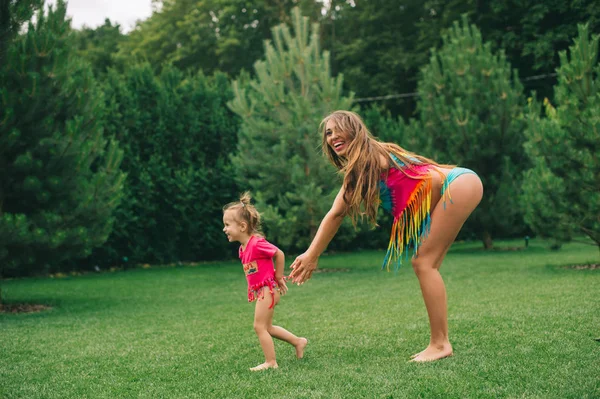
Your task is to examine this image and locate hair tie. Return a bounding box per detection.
[241,201,245,207]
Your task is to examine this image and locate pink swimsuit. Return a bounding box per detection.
[379,154,477,271]
[379,162,434,271]
[239,235,279,309]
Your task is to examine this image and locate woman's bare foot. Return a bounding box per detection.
[410,350,424,359]
[410,344,453,362]
[295,338,308,359]
[250,362,278,371]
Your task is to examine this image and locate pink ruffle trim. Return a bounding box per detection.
[248,277,278,309]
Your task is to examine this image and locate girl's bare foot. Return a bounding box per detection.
[410,344,453,362]
[295,338,308,359]
[250,362,278,371]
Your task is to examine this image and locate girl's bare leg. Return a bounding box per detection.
[268,326,308,358]
[265,290,308,358]
[411,173,483,362]
[251,288,278,371]
[250,288,308,370]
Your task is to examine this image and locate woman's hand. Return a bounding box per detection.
[288,188,345,285]
[289,252,319,285]
[275,275,288,295]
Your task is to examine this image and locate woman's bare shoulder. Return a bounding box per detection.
[379,154,390,170]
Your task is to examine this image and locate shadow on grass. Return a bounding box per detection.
[448,246,544,255]
[0,302,52,314]
[560,263,600,270]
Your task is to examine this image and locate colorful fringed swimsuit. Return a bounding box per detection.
[379,155,476,271]
[239,235,279,309]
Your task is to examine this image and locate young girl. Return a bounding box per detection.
[223,192,308,371]
[289,110,483,362]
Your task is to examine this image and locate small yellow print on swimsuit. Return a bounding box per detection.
[243,261,258,276]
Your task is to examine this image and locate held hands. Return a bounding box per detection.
[288,252,318,285]
[276,275,288,295]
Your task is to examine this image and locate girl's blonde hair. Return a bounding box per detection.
[320,110,452,226]
[222,191,263,235]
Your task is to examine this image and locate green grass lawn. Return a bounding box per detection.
[1,239,599,398]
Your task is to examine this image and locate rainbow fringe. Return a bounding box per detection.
[382,178,432,271]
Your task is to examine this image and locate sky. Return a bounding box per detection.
[47,0,154,33]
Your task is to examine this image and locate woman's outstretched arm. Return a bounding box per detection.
[289,187,346,284]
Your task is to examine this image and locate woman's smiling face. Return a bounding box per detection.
[325,119,352,157]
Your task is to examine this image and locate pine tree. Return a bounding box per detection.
[228,7,354,250]
[522,24,600,250]
[0,0,43,63]
[0,1,125,279]
[415,15,527,249]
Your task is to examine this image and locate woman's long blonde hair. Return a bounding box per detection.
[320,110,448,226]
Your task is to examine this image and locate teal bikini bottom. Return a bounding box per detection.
[441,167,478,209]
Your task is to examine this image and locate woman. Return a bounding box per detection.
[289,110,483,362]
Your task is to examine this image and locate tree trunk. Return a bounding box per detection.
[482,231,494,250]
[581,226,600,250]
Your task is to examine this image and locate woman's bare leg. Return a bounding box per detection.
[411,173,483,362]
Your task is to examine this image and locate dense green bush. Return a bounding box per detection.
[90,64,240,267]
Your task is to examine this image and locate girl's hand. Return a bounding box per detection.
[289,252,318,285]
[276,276,288,295]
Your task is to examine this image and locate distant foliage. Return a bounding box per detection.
[119,0,322,76]
[73,18,127,77]
[327,0,600,118]
[522,24,600,248]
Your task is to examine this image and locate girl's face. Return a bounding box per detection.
[222,209,247,243]
[325,119,352,157]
